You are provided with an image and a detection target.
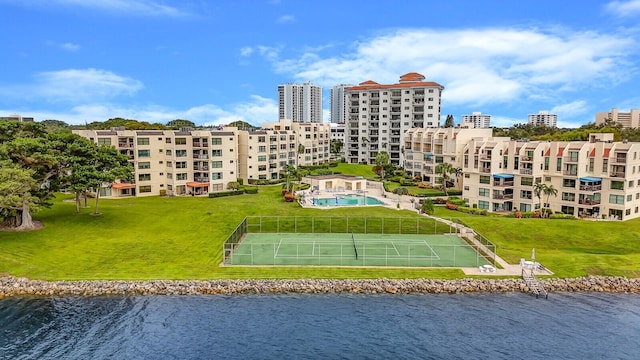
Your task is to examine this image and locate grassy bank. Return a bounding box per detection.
[1,186,638,280]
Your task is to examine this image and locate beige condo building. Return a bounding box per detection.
[74,128,239,197]
[595,108,640,129]
[461,133,640,221]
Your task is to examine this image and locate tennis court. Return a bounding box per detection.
[226,233,490,267]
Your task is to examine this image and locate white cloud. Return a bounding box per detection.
[605,0,640,17]
[263,27,634,108]
[2,95,278,126]
[60,42,80,51]
[239,46,254,57]
[276,14,295,24]
[5,0,190,17]
[0,68,143,103]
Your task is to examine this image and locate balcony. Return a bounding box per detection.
[493,193,514,200]
[192,142,209,148]
[193,154,209,159]
[579,184,602,191]
[610,171,626,178]
[562,170,578,176]
[521,156,532,162]
[563,157,579,163]
[118,143,134,148]
[480,155,492,161]
[193,166,209,171]
[480,168,491,173]
[613,156,627,164]
[520,168,533,175]
[494,181,514,187]
[194,177,210,183]
[578,199,601,206]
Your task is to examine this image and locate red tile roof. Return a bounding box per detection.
[603,149,611,157]
[557,147,565,156]
[346,72,443,91]
[589,149,596,157]
[112,183,136,189]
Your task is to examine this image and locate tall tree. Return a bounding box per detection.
[444,114,454,128]
[435,162,456,196]
[166,119,196,129]
[0,162,37,228]
[374,151,390,179]
[533,182,546,213]
[543,184,558,218]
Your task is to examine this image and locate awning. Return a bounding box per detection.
[492,173,514,179]
[579,177,602,182]
[186,182,209,188]
[112,183,136,189]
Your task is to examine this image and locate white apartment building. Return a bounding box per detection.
[74,128,239,197]
[461,133,640,221]
[403,127,494,186]
[345,73,444,166]
[330,84,353,123]
[595,108,640,129]
[528,111,557,127]
[461,112,491,129]
[1,114,34,122]
[278,82,322,123]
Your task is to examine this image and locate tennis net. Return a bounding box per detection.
[351,233,358,259]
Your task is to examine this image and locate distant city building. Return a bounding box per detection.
[278,82,322,123]
[345,72,444,165]
[461,112,491,128]
[330,84,353,123]
[595,108,640,129]
[0,114,34,122]
[330,123,346,142]
[528,110,557,127]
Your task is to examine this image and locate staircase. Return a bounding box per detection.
[522,268,548,299]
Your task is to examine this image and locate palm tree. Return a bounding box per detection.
[453,167,463,190]
[435,162,456,196]
[533,182,546,213]
[543,184,558,217]
[374,151,390,179]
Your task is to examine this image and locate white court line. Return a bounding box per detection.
[391,242,400,256]
[312,241,316,256]
[274,238,284,258]
[423,240,441,260]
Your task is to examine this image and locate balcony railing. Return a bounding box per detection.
[118,143,134,148]
[578,199,601,206]
[193,154,209,159]
[493,194,514,200]
[610,171,626,177]
[494,181,514,187]
[520,168,533,175]
[562,170,578,176]
[194,177,210,183]
[520,156,532,162]
[480,155,492,161]
[480,168,491,173]
[613,156,627,164]
[580,185,602,191]
[563,157,579,163]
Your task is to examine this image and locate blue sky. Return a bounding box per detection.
[2,0,640,128]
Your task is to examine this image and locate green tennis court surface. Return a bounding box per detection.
[227,233,490,267]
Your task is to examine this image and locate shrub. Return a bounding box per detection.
[456,206,487,215]
[208,190,245,198]
[445,202,458,210]
[284,193,296,202]
[448,198,467,206]
[244,187,258,194]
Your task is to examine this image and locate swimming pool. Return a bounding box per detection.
[313,194,385,206]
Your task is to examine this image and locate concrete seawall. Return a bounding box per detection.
[1,276,639,298]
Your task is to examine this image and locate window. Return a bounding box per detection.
[520,190,532,199]
[544,157,549,171]
[258,146,266,153]
[166,173,172,179]
[97,138,111,145]
[137,138,149,145]
[258,155,266,162]
[212,138,222,145]
[165,149,172,156]
[627,194,633,202]
[520,203,532,212]
[212,149,222,157]
[175,150,187,157]
[211,172,223,180]
[610,181,624,190]
[166,138,172,144]
[609,194,624,204]
[561,206,575,215]
[563,179,576,188]
[138,162,150,169]
[480,175,490,184]
[212,161,223,168]
[602,159,608,172]
[175,138,187,145]
[139,185,152,193]
[479,188,490,197]
[561,192,575,201]
[521,177,533,186]
[556,158,562,171]
[137,149,150,157]
[138,174,151,181]
[478,200,489,210]
[176,173,188,181]
[175,161,187,169]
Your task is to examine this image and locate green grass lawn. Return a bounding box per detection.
[434,207,640,278]
[384,181,453,196]
[1,186,638,280]
[332,163,377,178]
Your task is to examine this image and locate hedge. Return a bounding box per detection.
[208,190,245,198]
